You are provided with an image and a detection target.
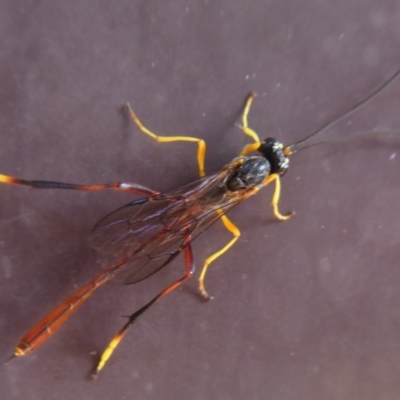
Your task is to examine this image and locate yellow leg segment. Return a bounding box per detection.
[125,103,207,177]
[240,93,261,156]
[0,174,15,184]
[264,174,294,221]
[198,215,240,300]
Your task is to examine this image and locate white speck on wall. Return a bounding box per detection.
[245,75,250,80]
[389,152,396,160]
[339,32,344,40]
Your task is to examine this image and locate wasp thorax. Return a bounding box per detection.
[227,156,271,191]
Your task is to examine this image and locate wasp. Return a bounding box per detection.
[2,68,399,377]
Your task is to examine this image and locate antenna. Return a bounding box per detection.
[285,67,400,154]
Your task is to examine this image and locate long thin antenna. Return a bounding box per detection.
[286,67,400,154]
[290,131,399,151]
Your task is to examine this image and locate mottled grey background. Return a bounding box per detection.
[0,1,400,399]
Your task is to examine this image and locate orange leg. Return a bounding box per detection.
[198,214,240,300]
[240,93,262,156]
[125,104,207,177]
[92,237,195,378]
[0,173,158,196]
[263,174,294,221]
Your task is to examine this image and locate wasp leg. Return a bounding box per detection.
[125,104,207,177]
[264,173,294,221]
[0,174,158,196]
[198,173,292,299]
[198,215,240,300]
[240,93,262,156]
[92,237,195,378]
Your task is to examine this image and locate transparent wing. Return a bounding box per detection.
[89,165,252,284]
